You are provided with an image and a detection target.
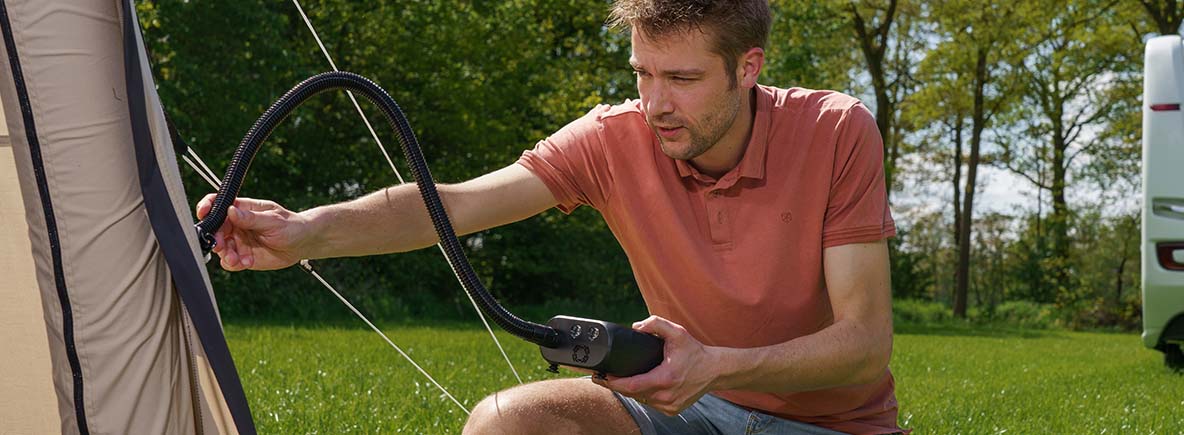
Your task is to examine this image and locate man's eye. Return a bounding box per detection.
[673,76,692,82]
[634,70,650,77]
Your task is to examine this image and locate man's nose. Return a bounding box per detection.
[645,81,675,116]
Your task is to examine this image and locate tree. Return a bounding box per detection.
[765,0,862,92]
[1140,0,1184,35]
[912,0,1025,318]
[1000,0,1135,306]
[847,0,917,196]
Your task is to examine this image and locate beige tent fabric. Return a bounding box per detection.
[124,3,239,433]
[0,104,60,435]
[0,1,238,433]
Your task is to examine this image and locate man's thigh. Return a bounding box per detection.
[465,378,853,435]
[463,378,640,435]
[614,393,850,435]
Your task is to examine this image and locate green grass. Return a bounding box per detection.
[892,324,1184,434]
[225,321,1184,434]
[226,321,557,434]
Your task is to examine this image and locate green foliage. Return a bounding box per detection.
[893,299,956,324]
[990,300,1055,329]
[887,235,931,301]
[141,0,643,320]
[764,0,861,92]
[892,208,1144,331]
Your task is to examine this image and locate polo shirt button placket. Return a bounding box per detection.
[705,187,732,247]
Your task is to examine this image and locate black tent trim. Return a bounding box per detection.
[121,1,257,434]
[0,1,91,433]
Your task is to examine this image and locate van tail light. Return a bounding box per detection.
[1156,242,1184,271]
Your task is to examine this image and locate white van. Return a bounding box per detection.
[1142,35,1184,370]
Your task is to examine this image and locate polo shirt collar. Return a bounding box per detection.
[674,85,771,184]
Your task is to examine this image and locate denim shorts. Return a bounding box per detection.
[613,392,852,435]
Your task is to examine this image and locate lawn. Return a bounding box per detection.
[225,321,1184,434]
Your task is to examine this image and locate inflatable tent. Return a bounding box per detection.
[0,1,255,433]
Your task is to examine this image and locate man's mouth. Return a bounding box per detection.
[655,126,683,139]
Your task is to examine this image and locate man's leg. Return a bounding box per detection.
[463,378,641,435]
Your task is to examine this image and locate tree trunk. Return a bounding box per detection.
[875,85,895,196]
[1115,257,1126,306]
[1115,214,1138,308]
[952,116,964,303]
[849,0,899,200]
[955,48,989,319]
[1050,111,1071,299]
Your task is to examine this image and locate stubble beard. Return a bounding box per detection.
[652,86,741,161]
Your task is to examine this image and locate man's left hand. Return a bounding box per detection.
[592,315,721,416]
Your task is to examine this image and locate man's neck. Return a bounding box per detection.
[689,88,758,179]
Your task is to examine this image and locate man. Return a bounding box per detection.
[197,1,902,434]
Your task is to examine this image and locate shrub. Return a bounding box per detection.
[893,299,953,324]
[990,300,1055,329]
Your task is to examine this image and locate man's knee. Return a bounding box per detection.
[464,386,537,435]
[462,378,635,435]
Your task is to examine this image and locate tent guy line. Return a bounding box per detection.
[181,142,471,415]
[289,0,525,385]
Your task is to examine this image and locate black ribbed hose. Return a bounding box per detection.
[195,71,562,348]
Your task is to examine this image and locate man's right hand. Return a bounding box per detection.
[195,194,309,271]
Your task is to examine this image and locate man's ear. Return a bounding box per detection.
[738,47,765,89]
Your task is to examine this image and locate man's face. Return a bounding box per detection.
[631,27,740,161]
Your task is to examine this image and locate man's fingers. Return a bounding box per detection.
[212,229,226,254]
[632,315,658,330]
[196,193,217,219]
[196,195,278,219]
[227,204,285,233]
[601,371,662,396]
[634,315,679,338]
[654,405,680,417]
[236,235,255,268]
[226,205,269,231]
[226,205,248,226]
[222,237,246,271]
[233,197,279,212]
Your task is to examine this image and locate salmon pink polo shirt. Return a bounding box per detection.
[516,84,900,435]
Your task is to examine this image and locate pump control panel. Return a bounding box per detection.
[539,315,663,377]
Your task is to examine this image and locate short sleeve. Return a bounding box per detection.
[516,105,614,214]
[821,103,896,248]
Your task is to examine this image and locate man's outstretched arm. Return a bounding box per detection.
[196,163,557,271]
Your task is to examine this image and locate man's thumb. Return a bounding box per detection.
[226,206,255,228]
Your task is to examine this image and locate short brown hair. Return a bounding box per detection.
[608,0,771,83]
